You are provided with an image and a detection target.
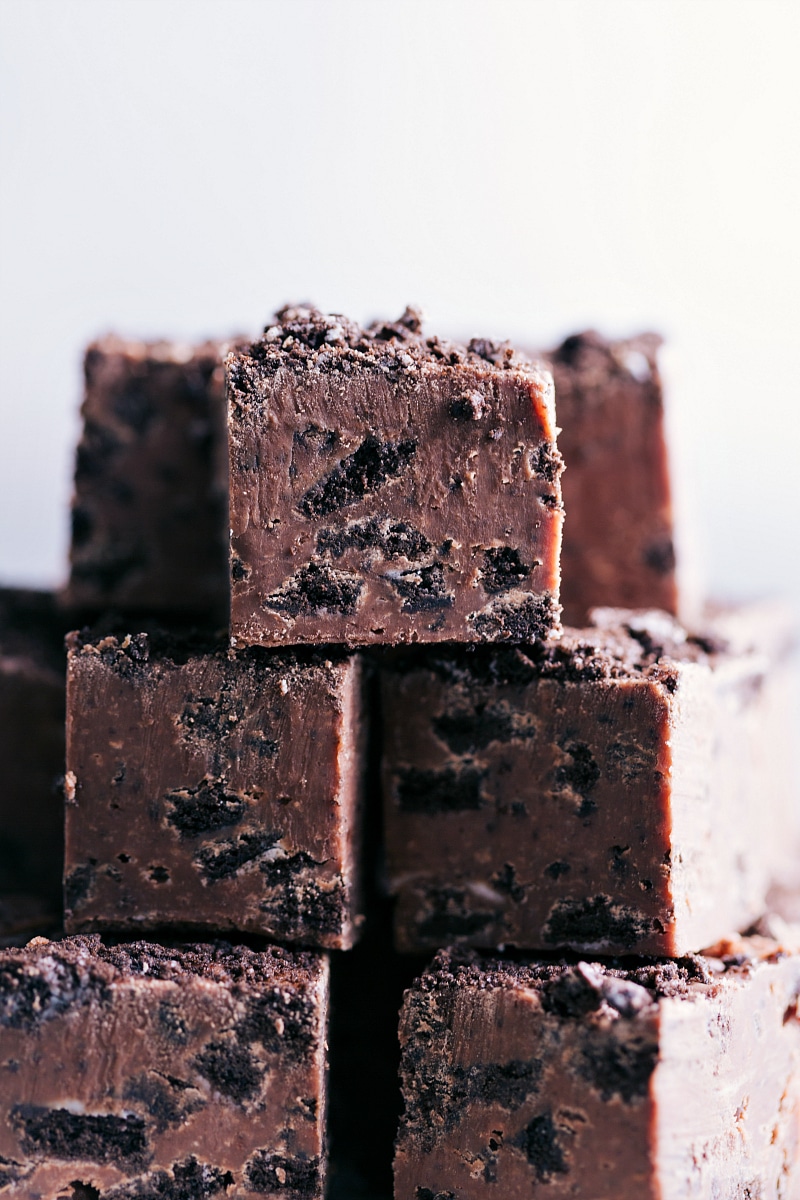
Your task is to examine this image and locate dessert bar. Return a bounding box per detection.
[547,331,694,625]
[227,306,563,648]
[65,629,366,948]
[381,603,795,956]
[396,932,800,1199]
[64,336,231,619]
[0,935,328,1198]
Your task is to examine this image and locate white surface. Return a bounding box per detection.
[0,0,798,610]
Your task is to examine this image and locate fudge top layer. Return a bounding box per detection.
[0,933,325,1004]
[67,625,353,675]
[230,304,553,391]
[379,605,751,692]
[412,926,799,1008]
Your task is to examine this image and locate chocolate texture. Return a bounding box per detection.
[395,934,800,1199]
[381,603,795,956]
[227,306,563,648]
[547,331,693,626]
[0,935,328,1198]
[65,630,366,948]
[0,589,65,916]
[64,336,233,620]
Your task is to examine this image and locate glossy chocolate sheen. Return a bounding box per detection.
[547,331,693,626]
[227,306,563,648]
[396,931,800,1199]
[0,589,65,914]
[64,631,366,949]
[381,603,795,956]
[64,336,233,620]
[0,935,328,1198]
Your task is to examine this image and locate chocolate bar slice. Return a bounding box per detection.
[65,630,366,949]
[64,336,232,619]
[0,588,65,916]
[547,331,695,626]
[381,603,795,956]
[227,306,563,648]
[396,932,800,1200]
[0,935,328,1198]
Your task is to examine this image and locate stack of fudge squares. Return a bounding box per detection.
[0,306,798,1200]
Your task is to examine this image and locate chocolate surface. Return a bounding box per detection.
[0,935,328,1198]
[64,336,234,620]
[395,935,800,1198]
[0,589,65,915]
[381,603,796,956]
[228,306,562,648]
[547,331,694,626]
[65,631,366,948]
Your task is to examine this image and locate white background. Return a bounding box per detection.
[1,0,798,615]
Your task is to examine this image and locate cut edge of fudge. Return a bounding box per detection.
[396,930,800,1199]
[0,934,330,1198]
[64,627,367,949]
[227,305,563,650]
[381,601,796,957]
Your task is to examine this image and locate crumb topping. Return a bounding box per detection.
[227,304,550,388]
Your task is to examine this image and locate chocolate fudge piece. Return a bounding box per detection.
[547,331,695,626]
[381,603,795,956]
[0,588,65,914]
[65,629,366,948]
[396,933,800,1199]
[64,335,232,619]
[227,306,563,648]
[0,935,328,1198]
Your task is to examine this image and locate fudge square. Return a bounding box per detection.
[0,588,65,916]
[395,934,800,1200]
[381,603,795,957]
[64,629,366,949]
[547,331,696,626]
[227,306,563,648]
[0,935,328,1199]
[64,335,231,620]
